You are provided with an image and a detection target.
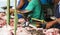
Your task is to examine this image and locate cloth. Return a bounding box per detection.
[18,0,29,10]
[25,0,44,20]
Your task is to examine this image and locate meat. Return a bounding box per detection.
[0,12,5,18]
[18,18,25,24]
[0,24,60,35]
[0,12,6,28]
[0,12,60,35]
[10,18,14,26]
[0,25,12,35]
[16,28,31,35]
[0,29,12,35]
[43,28,60,35]
[0,18,6,27]
[11,27,32,35]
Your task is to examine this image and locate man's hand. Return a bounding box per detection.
[10,9,14,13]
[56,18,60,23]
[20,10,30,13]
[10,9,21,14]
[46,18,60,29]
[46,20,57,29]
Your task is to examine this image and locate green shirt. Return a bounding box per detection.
[25,0,44,20]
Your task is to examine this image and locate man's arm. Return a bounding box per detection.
[46,20,57,29]
[17,0,25,9]
[20,10,31,13]
[46,18,60,29]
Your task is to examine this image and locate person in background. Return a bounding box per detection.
[40,0,54,22]
[46,0,60,29]
[19,0,44,27]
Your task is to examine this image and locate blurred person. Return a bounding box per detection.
[19,0,44,23]
[46,0,60,29]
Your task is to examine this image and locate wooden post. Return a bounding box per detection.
[14,0,18,35]
[6,0,10,25]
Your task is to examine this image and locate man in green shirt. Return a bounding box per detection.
[21,0,44,20]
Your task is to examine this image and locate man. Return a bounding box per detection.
[20,0,44,21]
[46,0,60,29]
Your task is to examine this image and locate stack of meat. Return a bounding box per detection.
[0,12,60,35]
[0,25,32,35]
